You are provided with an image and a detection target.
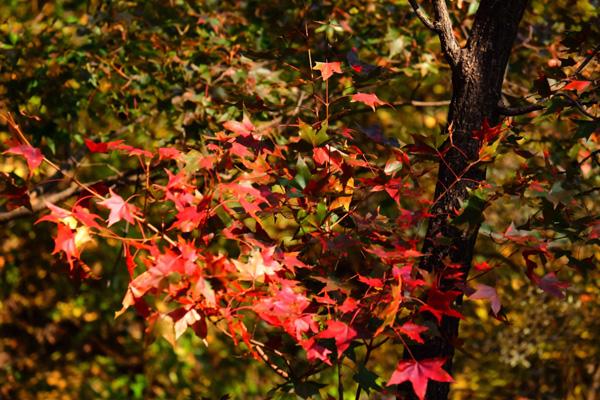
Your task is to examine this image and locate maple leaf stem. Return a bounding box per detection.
[326,77,330,124]
[398,334,417,361]
[354,338,375,400]
[338,358,344,400]
[210,317,290,379]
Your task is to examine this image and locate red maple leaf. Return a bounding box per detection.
[419,289,463,323]
[301,337,333,365]
[386,358,453,400]
[472,118,504,143]
[563,80,590,92]
[253,283,317,341]
[104,140,125,150]
[338,297,358,314]
[351,92,385,111]
[171,206,205,232]
[473,260,492,271]
[52,223,79,270]
[313,61,342,81]
[71,205,102,229]
[313,147,329,165]
[112,143,153,158]
[223,115,255,137]
[158,147,181,160]
[398,322,428,344]
[97,189,138,226]
[36,202,71,225]
[4,144,43,175]
[84,139,109,153]
[317,320,357,357]
[53,223,77,257]
[358,275,384,288]
[229,141,252,158]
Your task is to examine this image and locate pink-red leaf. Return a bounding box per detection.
[386,358,453,400]
[301,337,333,365]
[317,320,357,357]
[351,92,385,111]
[563,80,590,92]
[84,139,109,153]
[97,189,138,226]
[313,147,329,165]
[158,147,181,160]
[5,145,43,175]
[223,115,255,137]
[469,283,501,315]
[419,289,463,323]
[536,272,569,299]
[398,322,428,344]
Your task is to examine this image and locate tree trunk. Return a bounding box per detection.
[401,1,529,399]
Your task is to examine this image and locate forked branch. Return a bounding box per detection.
[407,0,436,30]
[408,0,461,66]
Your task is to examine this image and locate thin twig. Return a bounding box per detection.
[572,43,600,77]
[555,93,599,121]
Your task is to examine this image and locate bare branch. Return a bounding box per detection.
[498,102,545,116]
[499,92,599,120]
[408,1,461,66]
[406,99,451,107]
[408,0,436,31]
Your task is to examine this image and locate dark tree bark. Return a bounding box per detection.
[401,1,529,399]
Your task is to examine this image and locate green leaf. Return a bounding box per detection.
[293,157,311,189]
[182,149,203,175]
[299,121,330,147]
[353,364,382,394]
[573,119,600,139]
[293,381,326,398]
[452,188,489,230]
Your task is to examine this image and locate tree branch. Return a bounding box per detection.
[499,92,599,120]
[406,99,451,107]
[555,93,600,121]
[408,0,436,31]
[408,1,461,67]
[498,102,545,116]
[432,0,462,66]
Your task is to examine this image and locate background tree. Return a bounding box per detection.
[0,1,598,399]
